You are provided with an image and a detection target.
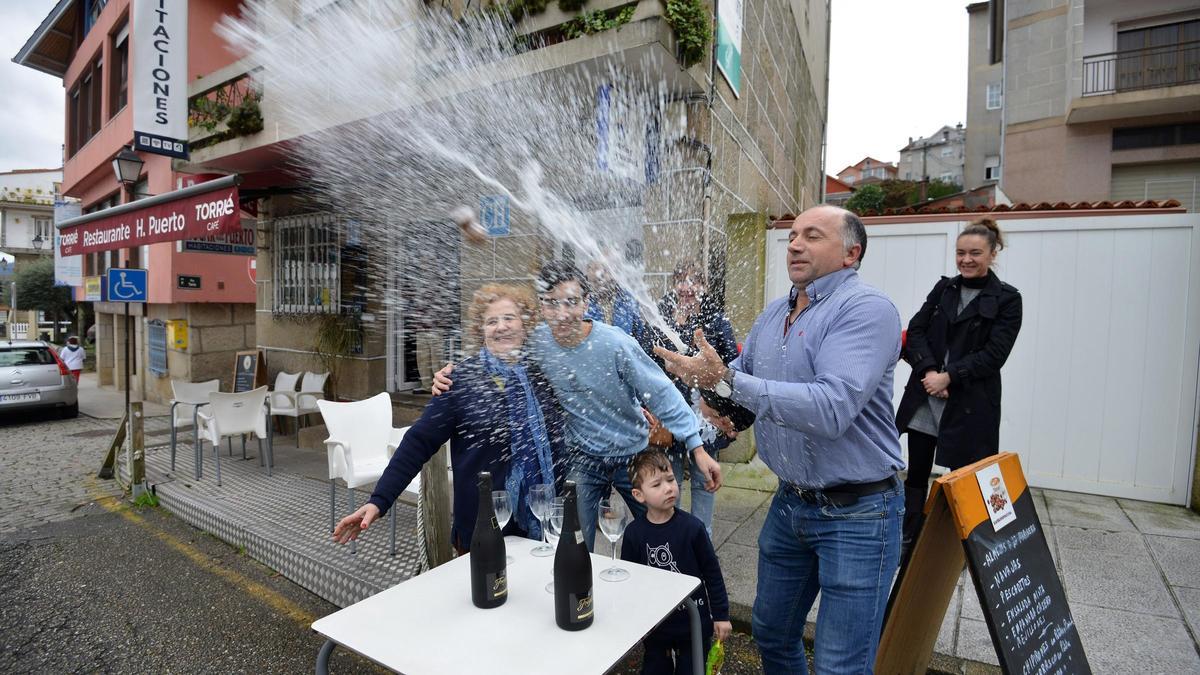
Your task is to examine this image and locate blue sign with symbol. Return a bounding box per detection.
[106,268,148,303]
[479,195,510,237]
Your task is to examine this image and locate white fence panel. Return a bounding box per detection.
[765,214,1200,504]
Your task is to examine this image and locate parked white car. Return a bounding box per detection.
[0,340,78,418]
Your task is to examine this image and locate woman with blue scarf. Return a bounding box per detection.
[333,284,564,552]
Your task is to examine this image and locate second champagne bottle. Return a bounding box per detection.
[553,480,593,630]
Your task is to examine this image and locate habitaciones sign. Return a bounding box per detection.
[132,0,189,159]
[58,184,241,257]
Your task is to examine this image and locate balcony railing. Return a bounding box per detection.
[1083,40,1200,96]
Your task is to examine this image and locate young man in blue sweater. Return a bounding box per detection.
[622,449,731,674]
[434,261,722,549]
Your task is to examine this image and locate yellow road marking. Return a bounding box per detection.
[85,479,317,627]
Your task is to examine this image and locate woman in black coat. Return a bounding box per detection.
[895,219,1023,546]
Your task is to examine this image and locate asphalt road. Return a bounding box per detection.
[0,409,384,674]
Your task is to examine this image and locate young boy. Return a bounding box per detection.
[622,449,732,675]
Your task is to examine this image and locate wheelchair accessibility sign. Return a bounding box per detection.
[107,268,148,303]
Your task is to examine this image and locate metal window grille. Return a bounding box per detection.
[272,212,341,314]
[148,319,168,376]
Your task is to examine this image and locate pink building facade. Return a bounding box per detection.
[17,0,258,402]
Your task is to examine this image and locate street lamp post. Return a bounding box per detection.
[113,146,144,497]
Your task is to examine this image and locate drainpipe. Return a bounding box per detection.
[819,0,832,205]
[997,0,1009,197]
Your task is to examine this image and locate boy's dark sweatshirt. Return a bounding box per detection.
[620,509,729,642]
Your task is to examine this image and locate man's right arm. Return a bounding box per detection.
[729,294,900,439]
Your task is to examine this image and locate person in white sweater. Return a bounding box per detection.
[59,336,85,381]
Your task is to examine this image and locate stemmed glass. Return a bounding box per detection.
[491,490,514,564]
[598,498,630,582]
[544,499,565,593]
[529,484,555,557]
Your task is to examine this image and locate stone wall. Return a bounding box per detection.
[1004,0,1073,126]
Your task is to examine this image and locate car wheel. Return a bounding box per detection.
[60,402,79,419]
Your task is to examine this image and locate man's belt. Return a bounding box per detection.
[783,474,899,507]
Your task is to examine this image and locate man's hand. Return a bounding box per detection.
[333,503,381,544]
[922,370,950,399]
[699,399,737,439]
[431,363,455,396]
[714,620,733,642]
[691,447,723,492]
[653,329,727,390]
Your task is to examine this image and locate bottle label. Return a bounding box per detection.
[490,515,498,530]
[487,572,508,599]
[571,591,594,622]
[575,531,584,545]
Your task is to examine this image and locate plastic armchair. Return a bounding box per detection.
[318,392,410,555]
[195,386,273,487]
[268,371,301,416]
[169,379,220,478]
[272,371,329,447]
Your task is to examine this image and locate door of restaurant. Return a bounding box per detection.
[388,219,461,392]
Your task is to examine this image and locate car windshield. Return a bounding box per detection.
[0,347,55,367]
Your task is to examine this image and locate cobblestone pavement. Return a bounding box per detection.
[0,410,385,673]
[0,410,136,534]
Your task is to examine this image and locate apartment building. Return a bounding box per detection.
[898,123,966,186]
[964,1,1004,190]
[969,0,1200,209]
[836,156,898,187]
[0,169,61,339]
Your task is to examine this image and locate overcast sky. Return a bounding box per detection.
[0,0,65,172]
[0,0,965,178]
[826,0,969,174]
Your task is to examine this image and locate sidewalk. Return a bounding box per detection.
[76,372,170,419]
[128,421,1200,673]
[710,461,1200,674]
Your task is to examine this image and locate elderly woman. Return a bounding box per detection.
[333,284,564,552]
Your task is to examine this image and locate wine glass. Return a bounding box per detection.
[544,501,565,593]
[528,484,554,557]
[598,498,630,582]
[491,490,514,564]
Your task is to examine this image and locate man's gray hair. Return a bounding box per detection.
[839,210,867,269]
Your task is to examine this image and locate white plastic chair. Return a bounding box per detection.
[318,392,409,555]
[169,379,220,478]
[272,371,328,447]
[196,386,273,487]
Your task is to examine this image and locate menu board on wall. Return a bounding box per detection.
[877,453,1091,674]
[233,350,266,393]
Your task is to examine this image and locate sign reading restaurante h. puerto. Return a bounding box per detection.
[58,182,241,257]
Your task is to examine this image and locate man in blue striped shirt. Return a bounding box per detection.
[658,205,905,674]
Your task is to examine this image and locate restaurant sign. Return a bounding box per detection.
[179,226,255,255]
[59,186,241,257]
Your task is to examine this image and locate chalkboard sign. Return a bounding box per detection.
[233,349,266,393]
[877,453,1091,674]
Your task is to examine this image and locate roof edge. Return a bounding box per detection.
[12,0,76,78]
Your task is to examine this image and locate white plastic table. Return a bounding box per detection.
[313,536,704,674]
